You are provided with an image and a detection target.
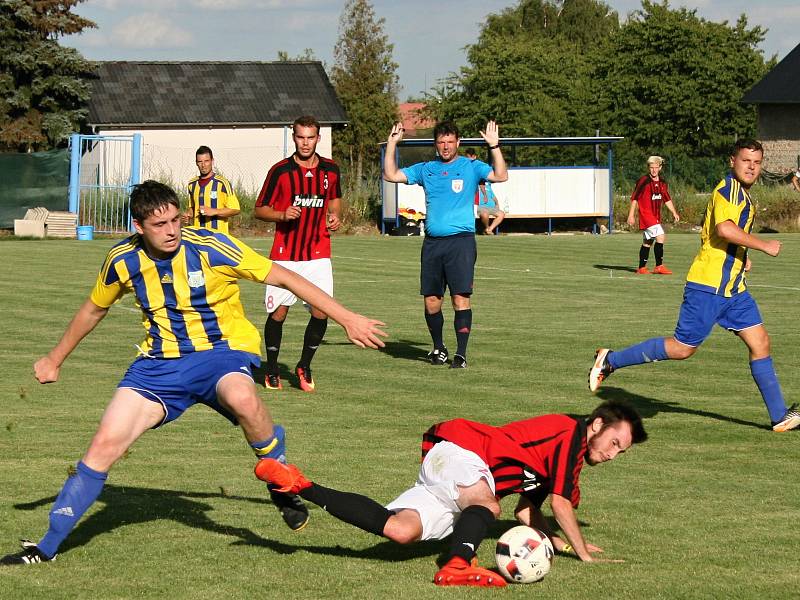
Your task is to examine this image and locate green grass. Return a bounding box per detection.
[1,232,799,599]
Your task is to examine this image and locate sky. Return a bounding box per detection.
[62,0,800,100]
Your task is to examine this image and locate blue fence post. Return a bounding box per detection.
[128,133,143,231]
[68,133,81,215]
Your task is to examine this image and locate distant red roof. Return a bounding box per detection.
[399,102,435,135]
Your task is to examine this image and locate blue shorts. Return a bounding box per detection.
[674,287,763,347]
[420,233,476,297]
[118,350,260,428]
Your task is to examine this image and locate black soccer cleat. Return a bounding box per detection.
[427,347,449,365]
[268,486,309,531]
[450,354,467,369]
[0,540,55,566]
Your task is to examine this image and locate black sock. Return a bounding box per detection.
[654,242,664,266]
[447,505,495,562]
[639,245,651,268]
[425,310,445,349]
[454,309,472,358]
[299,316,327,367]
[299,483,392,537]
[264,314,284,373]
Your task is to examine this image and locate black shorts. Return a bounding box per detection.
[420,233,476,297]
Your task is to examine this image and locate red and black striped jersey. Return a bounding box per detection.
[631,175,672,230]
[255,154,341,261]
[421,415,587,508]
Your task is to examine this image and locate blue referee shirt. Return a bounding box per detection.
[402,156,493,237]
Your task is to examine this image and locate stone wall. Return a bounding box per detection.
[757,104,800,171]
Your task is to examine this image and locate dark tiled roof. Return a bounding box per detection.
[87,61,348,126]
[742,44,800,104]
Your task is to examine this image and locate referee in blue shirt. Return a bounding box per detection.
[384,120,507,368]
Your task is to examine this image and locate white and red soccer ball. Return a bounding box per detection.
[495,525,554,583]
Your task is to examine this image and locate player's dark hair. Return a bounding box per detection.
[196,145,213,159]
[731,138,763,157]
[130,180,180,222]
[293,115,321,135]
[588,401,647,444]
[433,120,459,140]
[465,147,477,157]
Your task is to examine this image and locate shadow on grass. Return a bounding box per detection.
[595,386,768,431]
[11,484,445,561]
[592,264,638,273]
[377,338,430,363]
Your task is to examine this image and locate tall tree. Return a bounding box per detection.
[331,0,398,191]
[430,0,618,141]
[0,0,95,152]
[594,0,769,163]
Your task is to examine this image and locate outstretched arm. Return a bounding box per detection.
[265,263,387,348]
[34,299,110,383]
[716,220,781,256]
[550,494,622,563]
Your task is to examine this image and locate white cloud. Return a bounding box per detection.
[112,14,193,49]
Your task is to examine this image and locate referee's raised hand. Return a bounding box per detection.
[387,122,404,144]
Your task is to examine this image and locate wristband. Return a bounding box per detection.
[489,144,500,150]
[561,544,573,554]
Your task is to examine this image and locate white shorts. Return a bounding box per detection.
[642,223,665,242]
[265,259,333,313]
[385,441,495,541]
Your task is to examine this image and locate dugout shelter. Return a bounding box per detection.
[381,136,623,235]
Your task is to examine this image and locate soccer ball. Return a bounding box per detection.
[495,525,554,584]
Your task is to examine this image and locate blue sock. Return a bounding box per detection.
[38,461,107,558]
[250,424,286,463]
[608,337,669,370]
[750,357,787,423]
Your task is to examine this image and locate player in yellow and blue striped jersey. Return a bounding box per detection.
[0,181,386,566]
[589,139,800,433]
[185,146,240,234]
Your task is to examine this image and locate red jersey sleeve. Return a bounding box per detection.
[255,162,286,209]
[548,421,585,507]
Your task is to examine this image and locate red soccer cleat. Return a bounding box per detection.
[265,373,282,390]
[433,557,507,587]
[295,365,315,392]
[636,266,650,274]
[652,264,673,275]
[254,459,312,494]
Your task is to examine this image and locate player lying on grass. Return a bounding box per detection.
[589,139,800,433]
[0,180,386,566]
[255,400,647,587]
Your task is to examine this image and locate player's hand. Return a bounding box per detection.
[673,213,681,223]
[627,215,636,226]
[343,315,388,349]
[327,213,341,231]
[480,120,499,147]
[200,206,218,217]
[283,206,301,221]
[181,211,192,225]
[388,122,404,144]
[763,239,781,257]
[34,355,60,384]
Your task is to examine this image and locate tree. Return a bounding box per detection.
[331,0,398,192]
[594,1,770,167]
[277,48,318,62]
[428,0,618,144]
[0,0,95,152]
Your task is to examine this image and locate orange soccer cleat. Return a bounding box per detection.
[652,264,673,275]
[254,459,312,494]
[434,557,507,587]
[636,266,650,274]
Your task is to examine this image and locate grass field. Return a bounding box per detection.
[1,231,798,599]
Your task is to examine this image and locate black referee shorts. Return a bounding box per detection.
[420,233,476,297]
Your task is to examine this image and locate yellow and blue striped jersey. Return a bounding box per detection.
[187,174,240,233]
[686,174,755,297]
[90,228,271,358]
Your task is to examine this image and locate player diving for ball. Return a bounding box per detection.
[254,400,647,587]
[0,180,386,566]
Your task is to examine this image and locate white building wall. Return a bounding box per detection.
[98,126,334,195]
